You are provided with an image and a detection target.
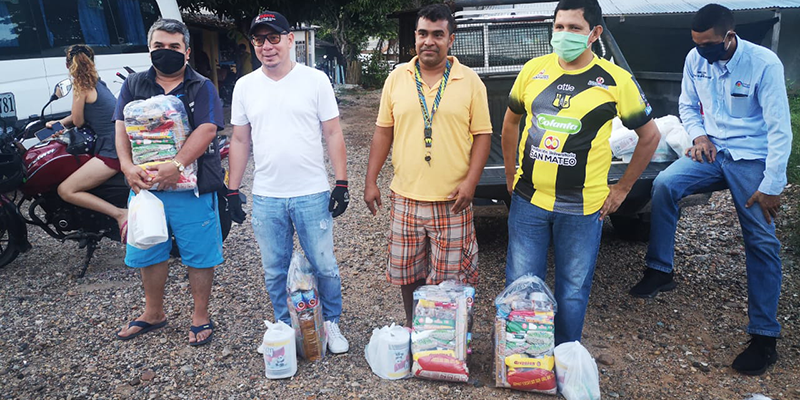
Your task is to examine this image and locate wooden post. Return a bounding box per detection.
[771,9,781,53]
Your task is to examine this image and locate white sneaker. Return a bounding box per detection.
[325,321,349,354]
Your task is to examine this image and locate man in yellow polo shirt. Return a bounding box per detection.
[501,0,660,345]
[364,3,492,327]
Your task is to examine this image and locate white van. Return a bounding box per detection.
[0,0,181,128]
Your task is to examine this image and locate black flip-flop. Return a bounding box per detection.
[189,320,214,347]
[116,319,167,341]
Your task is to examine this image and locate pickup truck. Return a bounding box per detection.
[390,1,775,239]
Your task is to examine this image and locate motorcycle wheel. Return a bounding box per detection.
[0,205,22,268]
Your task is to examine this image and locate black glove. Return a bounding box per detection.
[329,180,349,218]
[226,188,247,224]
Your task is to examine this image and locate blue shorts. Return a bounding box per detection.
[125,190,224,269]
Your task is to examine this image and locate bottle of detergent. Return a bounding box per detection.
[257,320,297,379]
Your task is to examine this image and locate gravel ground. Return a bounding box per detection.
[0,89,798,400]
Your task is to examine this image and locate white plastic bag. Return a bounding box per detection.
[127,190,168,249]
[365,323,411,380]
[554,341,601,400]
[609,118,638,158]
[257,320,297,379]
[657,115,692,157]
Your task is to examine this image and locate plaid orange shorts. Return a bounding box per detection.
[386,191,479,286]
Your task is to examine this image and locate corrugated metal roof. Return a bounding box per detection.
[458,0,800,17]
[599,0,800,15]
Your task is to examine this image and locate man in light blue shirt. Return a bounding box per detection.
[629,4,792,376]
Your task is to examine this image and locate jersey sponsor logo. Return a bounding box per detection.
[533,69,550,80]
[556,83,575,92]
[587,79,608,90]
[536,114,582,135]
[552,93,572,109]
[529,146,577,166]
[543,135,560,150]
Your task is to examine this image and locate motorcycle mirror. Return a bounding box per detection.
[54,79,73,99]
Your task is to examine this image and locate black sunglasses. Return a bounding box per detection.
[251,33,283,46]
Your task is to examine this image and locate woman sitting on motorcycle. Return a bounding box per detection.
[46,45,128,240]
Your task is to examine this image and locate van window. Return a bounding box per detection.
[0,0,43,60]
[111,0,161,46]
[1,0,161,60]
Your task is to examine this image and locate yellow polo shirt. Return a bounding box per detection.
[376,56,492,202]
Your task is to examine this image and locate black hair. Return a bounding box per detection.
[416,4,456,35]
[554,0,603,29]
[692,4,734,36]
[67,44,93,62]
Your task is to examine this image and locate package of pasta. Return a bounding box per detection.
[410,280,474,383]
[494,275,558,394]
[286,252,327,361]
[123,94,197,191]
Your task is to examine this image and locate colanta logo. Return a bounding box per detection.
[536,114,582,135]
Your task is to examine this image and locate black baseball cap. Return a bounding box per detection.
[250,11,290,35]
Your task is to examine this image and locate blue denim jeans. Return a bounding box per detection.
[505,193,603,345]
[251,191,342,324]
[647,151,782,337]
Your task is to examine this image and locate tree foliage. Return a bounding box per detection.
[177,0,441,62]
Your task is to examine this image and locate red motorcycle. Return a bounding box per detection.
[0,79,231,277]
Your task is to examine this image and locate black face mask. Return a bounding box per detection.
[696,32,732,64]
[151,49,186,75]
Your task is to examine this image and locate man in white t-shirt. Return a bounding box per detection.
[227,10,350,354]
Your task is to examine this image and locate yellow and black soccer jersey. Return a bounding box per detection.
[508,53,652,215]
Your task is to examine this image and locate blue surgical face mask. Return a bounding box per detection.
[696,31,733,64]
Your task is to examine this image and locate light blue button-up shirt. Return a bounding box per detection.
[678,36,793,195]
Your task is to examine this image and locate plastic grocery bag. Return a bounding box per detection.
[123,95,197,192]
[554,341,601,400]
[411,280,475,383]
[656,115,692,157]
[126,190,168,250]
[286,252,327,361]
[257,320,297,379]
[494,275,558,394]
[365,323,411,380]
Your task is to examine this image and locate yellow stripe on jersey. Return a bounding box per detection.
[508,53,651,215]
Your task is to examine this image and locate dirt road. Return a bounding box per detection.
[0,89,797,399]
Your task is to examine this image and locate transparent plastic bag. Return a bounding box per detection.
[494,274,558,394]
[123,95,197,191]
[286,252,327,361]
[127,190,168,250]
[410,280,475,383]
[554,341,601,400]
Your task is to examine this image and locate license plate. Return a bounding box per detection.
[0,92,16,119]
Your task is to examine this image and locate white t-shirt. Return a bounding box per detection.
[231,64,339,197]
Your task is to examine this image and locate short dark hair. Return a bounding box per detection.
[554,0,603,29]
[148,18,191,49]
[692,4,734,36]
[416,4,456,35]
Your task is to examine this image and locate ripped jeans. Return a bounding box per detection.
[251,191,343,324]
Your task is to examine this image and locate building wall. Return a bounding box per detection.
[605,8,799,91]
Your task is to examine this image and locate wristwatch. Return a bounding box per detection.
[171,159,185,172]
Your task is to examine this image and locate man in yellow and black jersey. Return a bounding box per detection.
[501,0,661,345]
